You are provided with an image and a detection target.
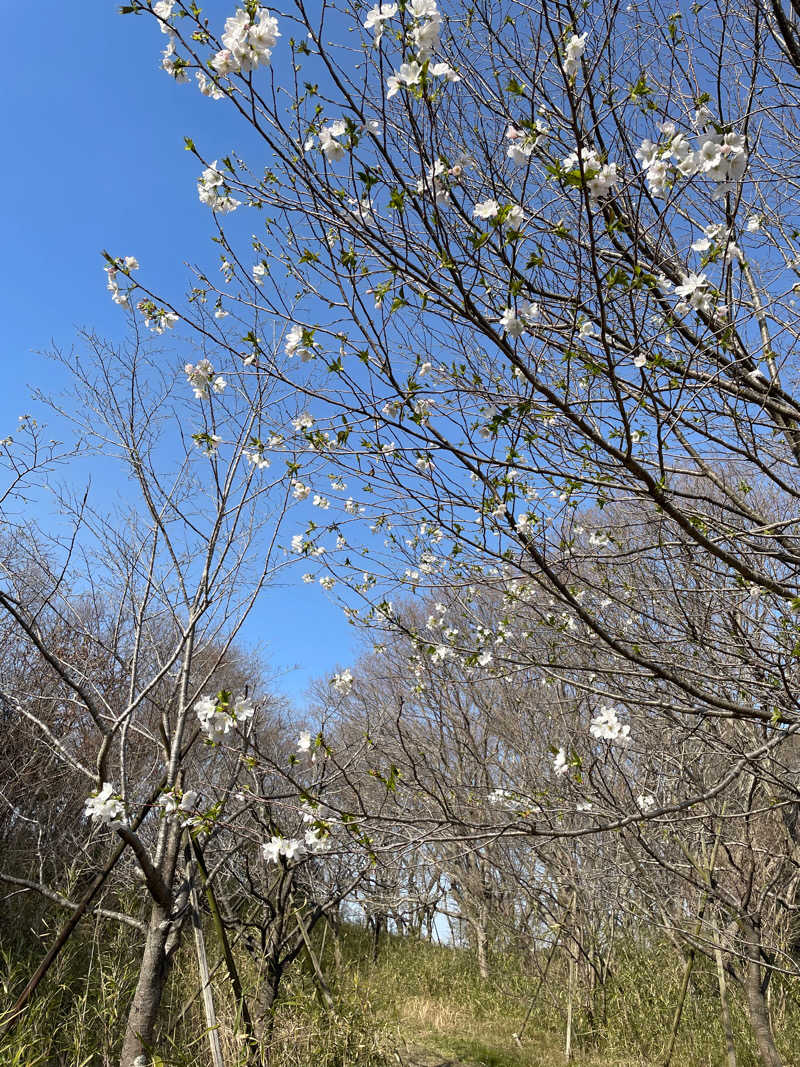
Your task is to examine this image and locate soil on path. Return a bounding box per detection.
[395,1043,481,1066]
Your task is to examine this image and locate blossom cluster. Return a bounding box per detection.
[364,2,396,46]
[636,114,746,198]
[160,788,199,823]
[589,705,631,744]
[197,161,241,213]
[305,117,380,164]
[261,835,307,862]
[262,796,335,864]
[104,256,138,309]
[674,272,714,315]
[185,359,226,398]
[193,431,222,456]
[261,826,330,861]
[195,692,254,742]
[563,32,587,78]
[137,299,179,334]
[154,0,227,93]
[505,121,548,166]
[563,147,619,200]
[691,222,741,263]
[473,199,525,227]
[500,299,539,338]
[331,668,354,694]
[211,6,280,76]
[300,798,335,847]
[297,730,314,754]
[416,157,466,208]
[319,120,348,163]
[84,782,125,827]
[367,0,459,98]
[553,747,570,776]
[285,324,320,361]
[244,437,271,469]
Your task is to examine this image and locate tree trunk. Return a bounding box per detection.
[371,913,385,962]
[745,957,782,1067]
[119,823,183,1067]
[469,913,490,979]
[119,901,174,1067]
[254,960,283,1056]
[742,923,782,1067]
[295,907,334,1012]
[329,916,343,977]
[476,924,489,978]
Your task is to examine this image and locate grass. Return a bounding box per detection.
[2,914,800,1065]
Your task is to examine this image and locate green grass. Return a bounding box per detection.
[2,917,800,1066]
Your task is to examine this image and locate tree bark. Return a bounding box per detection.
[742,923,782,1067]
[119,822,183,1067]
[119,901,175,1067]
[254,963,283,1055]
[371,913,385,963]
[745,956,782,1067]
[469,913,490,979]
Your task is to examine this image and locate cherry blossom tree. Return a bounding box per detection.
[78,1,800,1060]
[0,333,308,1065]
[118,0,800,734]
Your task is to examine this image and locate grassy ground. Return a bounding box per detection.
[2,916,800,1065]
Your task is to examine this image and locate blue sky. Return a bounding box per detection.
[2,2,359,703]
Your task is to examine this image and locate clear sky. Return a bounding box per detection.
[2,2,359,704]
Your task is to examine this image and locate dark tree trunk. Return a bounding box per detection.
[255,961,284,1057]
[118,823,183,1067]
[742,924,783,1067]
[119,902,173,1067]
[371,913,385,962]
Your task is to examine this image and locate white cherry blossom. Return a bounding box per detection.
[332,668,353,693]
[473,199,499,220]
[589,705,631,744]
[364,3,397,45]
[84,783,125,826]
[219,7,280,73]
[285,324,318,361]
[430,61,460,82]
[262,836,307,863]
[197,161,241,213]
[675,272,712,313]
[195,693,253,742]
[387,61,423,97]
[196,71,225,99]
[563,32,587,78]
[319,120,347,162]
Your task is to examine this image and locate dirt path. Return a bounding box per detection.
[395,1043,479,1066]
